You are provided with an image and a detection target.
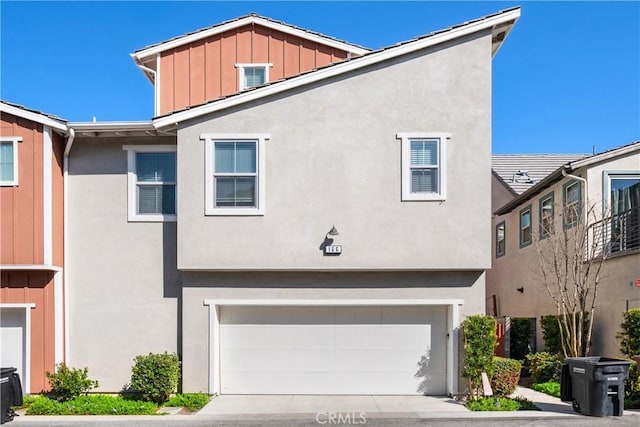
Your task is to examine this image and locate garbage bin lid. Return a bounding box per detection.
[0,367,17,375]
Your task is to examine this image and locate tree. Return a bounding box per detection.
[535,196,610,358]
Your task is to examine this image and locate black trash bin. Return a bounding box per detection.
[564,357,631,417]
[1,368,23,424]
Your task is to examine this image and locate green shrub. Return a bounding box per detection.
[531,381,561,398]
[465,396,537,411]
[164,393,210,411]
[130,352,180,404]
[45,363,99,402]
[11,394,40,410]
[26,395,157,415]
[526,352,561,384]
[618,309,640,357]
[491,357,521,397]
[625,361,640,406]
[462,315,497,399]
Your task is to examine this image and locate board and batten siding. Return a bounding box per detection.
[159,24,349,115]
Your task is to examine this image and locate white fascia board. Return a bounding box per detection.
[570,143,640,169]
[67,121,155,132]
[132,15,369,63]
[153,8,520,129]
[0,264,63,272]
[0,103,67,132]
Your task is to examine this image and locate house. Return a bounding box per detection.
[2,6,521,396]
[488,143,640,357]
[0,101,68,393]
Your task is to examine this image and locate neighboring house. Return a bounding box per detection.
[488,143,640,357]
[0,101,68,393]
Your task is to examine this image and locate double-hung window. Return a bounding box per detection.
[236,64,271,90]
[397,132,450,201]
[124,145,177,222]
[519,205,532,248]
[563,180,582,227]
[539,192,554,238]
[0,137,21,186]
[496,221,506,257]
[202,133,269,215]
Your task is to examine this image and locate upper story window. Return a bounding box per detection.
[201,133,269,216]
[607,173,640,215]
[563,180,582,227]
[496,221,506,257]
[396,132,450,201]
[236,64,272,90]
[539,192,554,238]
[123,145,177,222]
[519,205,532,248]
[0,137,21,186]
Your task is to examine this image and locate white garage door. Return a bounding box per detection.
[0,308,27,385]
[220,305,447,395]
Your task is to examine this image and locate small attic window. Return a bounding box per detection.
[236,64,272,90]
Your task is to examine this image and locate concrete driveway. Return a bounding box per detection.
[197,395,468,415]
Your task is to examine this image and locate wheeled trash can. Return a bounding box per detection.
[562,357,631,417]
[0,368,23,424]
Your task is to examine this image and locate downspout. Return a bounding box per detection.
[63,127,75,363]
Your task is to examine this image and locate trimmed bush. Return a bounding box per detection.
[462,315,497,399]
[130,352,180,404]
[26,395,157,415]
[526,352,561,384]
[465,396,538,411]
[618,309,640,357]
[510,318,532,360]
[531,381,560,398]
[491,357,521,397]
[625,361,640,409]
[45,363,99,402]
[164,393,210,411]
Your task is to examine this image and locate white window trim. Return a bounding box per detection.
[235,63,272,90]
[603,171,640,215]
[122,145,177,222]
[201,133,269,216]
[396,132,450,201]
[0,137,22,186]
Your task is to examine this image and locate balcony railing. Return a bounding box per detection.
[590,206,640,258]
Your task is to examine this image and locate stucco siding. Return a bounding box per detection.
[159,23,350,115]
[177,31,493,271]
[181,271,485,392]
[67,137,182,391]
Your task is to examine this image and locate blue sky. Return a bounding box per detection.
[1,1,638,154]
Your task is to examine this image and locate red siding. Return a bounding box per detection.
[0,113,44,265]
[1,271,55,393]
[158,23,353,115]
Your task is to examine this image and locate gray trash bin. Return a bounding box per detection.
[564,357,631,417]
[1,367,23,424]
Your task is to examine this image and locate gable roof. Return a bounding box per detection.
[131,13,371,75]
[0,100,68,132]
[152,7,521,129]
[494,141,640,215]
[492,153,588,195]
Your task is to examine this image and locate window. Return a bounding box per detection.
[496,221,506,257]
[0,137,21,186]
[606,173,640,215]
[396,132,450,201]
[563,180,582,227]
[201,133,269,215]
[123,145,177,222]
[236,64,271,90]
[519,205,532,247]
[539,192,554,238]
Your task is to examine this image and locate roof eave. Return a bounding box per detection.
[152,7,521,129]
[0,102,68,133]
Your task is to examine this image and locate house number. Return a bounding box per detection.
[325,245,342,254]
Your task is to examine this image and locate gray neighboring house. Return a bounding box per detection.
[66,8,520,395]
